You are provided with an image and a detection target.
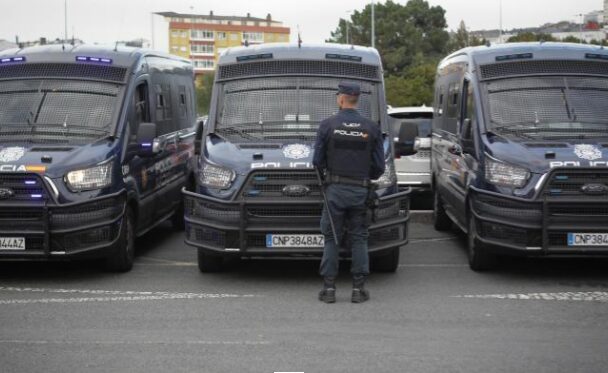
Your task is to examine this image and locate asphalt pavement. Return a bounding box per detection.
[1,211,608,373]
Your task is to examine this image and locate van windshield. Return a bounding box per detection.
[486,76,608,140]
[214,77,380,142]
[0,79,121,144]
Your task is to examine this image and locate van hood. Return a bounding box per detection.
[485,136,608,174]
[204,135,317,175]
[0,140,117,178]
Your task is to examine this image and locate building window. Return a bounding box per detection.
[181,30,188,38]
[192,59,215,70]
[217,32,227,40]
[243,32,264,43]
[171,30,179,37]
[191,44,214,55]
[191,29,214,40]
[230,33,239,41]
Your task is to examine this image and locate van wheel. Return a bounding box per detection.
[371,247,400,273]
[197,249,224,273]
[171,201,185,231]
[104,208,135,272]
[433,189,452,231]
[467,215,496,272]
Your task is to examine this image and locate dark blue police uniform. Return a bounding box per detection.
[312,83,385,282]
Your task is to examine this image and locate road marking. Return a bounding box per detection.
[0,286,257,305]
[455,292,608,302]
[399,264,468,268]
[138,256,196,266]
[0,339,270,346]
[409,237,459,243]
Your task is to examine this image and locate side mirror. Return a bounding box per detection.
[136,122,159,157]
[460,118,476,155]
[194,118,206,156]
[394,122,419,157]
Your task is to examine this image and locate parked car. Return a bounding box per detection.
[183,43,412,273]
[431,42,608,271]
[0,45,198,271]
[388,106,433,193]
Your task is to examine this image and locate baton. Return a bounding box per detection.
[315,168,340,245]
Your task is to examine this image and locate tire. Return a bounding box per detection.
[433,188,452,231]
[467,215,497,272]
[197,249,224,273]
[104,207,135,272]
[371,246,400,273]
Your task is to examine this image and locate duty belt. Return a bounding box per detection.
[327,174,371,188]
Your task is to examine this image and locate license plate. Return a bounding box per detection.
[266,234,324,248]
[567,233,608,247]
[0,237,26,250]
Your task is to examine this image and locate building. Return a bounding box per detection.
[0,39,17,51]
[156,11,290,74]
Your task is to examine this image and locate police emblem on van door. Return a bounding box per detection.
[574,144,602,161]
[0,147,25,163]
[283,144,310,160]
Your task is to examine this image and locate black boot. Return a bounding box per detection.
[351,276,370,303]
[318,277,336,303]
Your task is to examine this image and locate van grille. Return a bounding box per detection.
[0,63,127,83]
[0,174,48,201]
[480,60,608,80]
[240,171,321,200]
[543,169,608,197]
[218,60,380,81]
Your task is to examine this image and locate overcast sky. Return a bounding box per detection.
[1,0,604,51]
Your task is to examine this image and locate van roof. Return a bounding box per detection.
[217,43,382,66]
[0,44,191,68]
[442,42,608,67]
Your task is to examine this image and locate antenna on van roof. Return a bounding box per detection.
[114,41,119,52]
[297,25,302,49]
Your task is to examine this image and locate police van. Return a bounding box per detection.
[0,45,198,271]
[183,43,411,272]
[430,42,608,271]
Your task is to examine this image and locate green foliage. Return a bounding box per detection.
[327,0,449,75]
[447,20,487,53]
[385,62,437,107]
[507,32,556,43]
[195,72,215,115]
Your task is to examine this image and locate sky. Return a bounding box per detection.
[0,0,604,51]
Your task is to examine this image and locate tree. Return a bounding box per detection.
[447,20,486,52]
[327,0,449,75]
[507,32,556,43]
[196,72,215,115]
[385,62,436,107]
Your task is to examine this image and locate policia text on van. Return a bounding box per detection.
[0,46,198,271]
[183,44,412,272]
[430,42,608,271]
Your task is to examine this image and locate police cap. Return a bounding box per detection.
[337,82,361,96]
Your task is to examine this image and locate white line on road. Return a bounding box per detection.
[454,292,608,302]
[0,286,257,305]
[0,339,270,346]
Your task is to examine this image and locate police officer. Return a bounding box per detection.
[313,82,385,304]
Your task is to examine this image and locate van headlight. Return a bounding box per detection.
[373,162,396,189]
[65,162,113,192]
[485,157,530,188]
[199,162,235,189]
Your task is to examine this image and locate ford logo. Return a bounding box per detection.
[581,183,608,196]
[0,188,15,200]
[282,184,310,197]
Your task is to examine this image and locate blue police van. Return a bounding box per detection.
[0,45,198,271]
[431,42,608,271]
[183,43,411,272]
